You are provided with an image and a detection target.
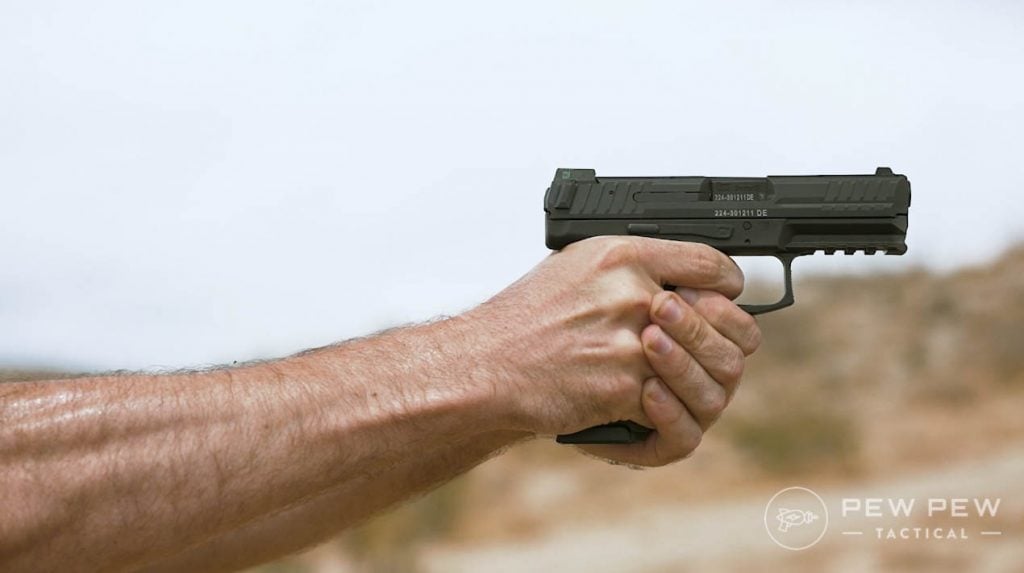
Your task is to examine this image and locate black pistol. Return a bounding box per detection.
[544,167,911,445]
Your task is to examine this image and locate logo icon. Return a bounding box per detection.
[765,487,829,550]
[775,508,819,532]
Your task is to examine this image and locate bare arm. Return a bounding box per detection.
[142,429,522,573]
[1,317,521,572]
[0,237,759,572]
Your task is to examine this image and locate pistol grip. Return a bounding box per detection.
[556,421,653,444]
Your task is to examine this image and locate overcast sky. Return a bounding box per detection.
[2,1,1022,371]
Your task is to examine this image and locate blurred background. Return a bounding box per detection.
[2,1,1023,571]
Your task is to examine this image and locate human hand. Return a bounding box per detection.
[467,236,759,466]
[579,287,761,466]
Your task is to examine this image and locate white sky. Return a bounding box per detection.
[2,1,1023,371]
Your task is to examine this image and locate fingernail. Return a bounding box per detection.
[676,288,699,306]
[646,379,669,403]
[656,297,683,323]
[648,327,673,355]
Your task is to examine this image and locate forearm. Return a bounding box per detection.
[142,429,523,573]
[1,236,758,572]
[0,316,519,572]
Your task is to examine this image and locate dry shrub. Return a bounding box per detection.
[722,402,860,475]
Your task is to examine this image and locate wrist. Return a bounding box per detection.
[427,313,534,439]
[291,315,531,447]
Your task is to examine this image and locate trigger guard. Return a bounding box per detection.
[737,254,798,315]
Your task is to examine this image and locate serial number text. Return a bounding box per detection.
[713,193,757,201]
[714,209,768,217]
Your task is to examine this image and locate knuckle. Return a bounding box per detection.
[690,244,738,289]
[689,247,720,280]
[679,313,709,348]
[700,386,727,417]
[621,290,653,317]
[651,343,693,383]
[720,350,746,384]
[609,330,644,363]
[593,238,639,271]
[707,296,761,355]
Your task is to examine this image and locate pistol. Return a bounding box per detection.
[544,167,910,445]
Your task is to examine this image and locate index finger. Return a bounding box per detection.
[631,238,744,299]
